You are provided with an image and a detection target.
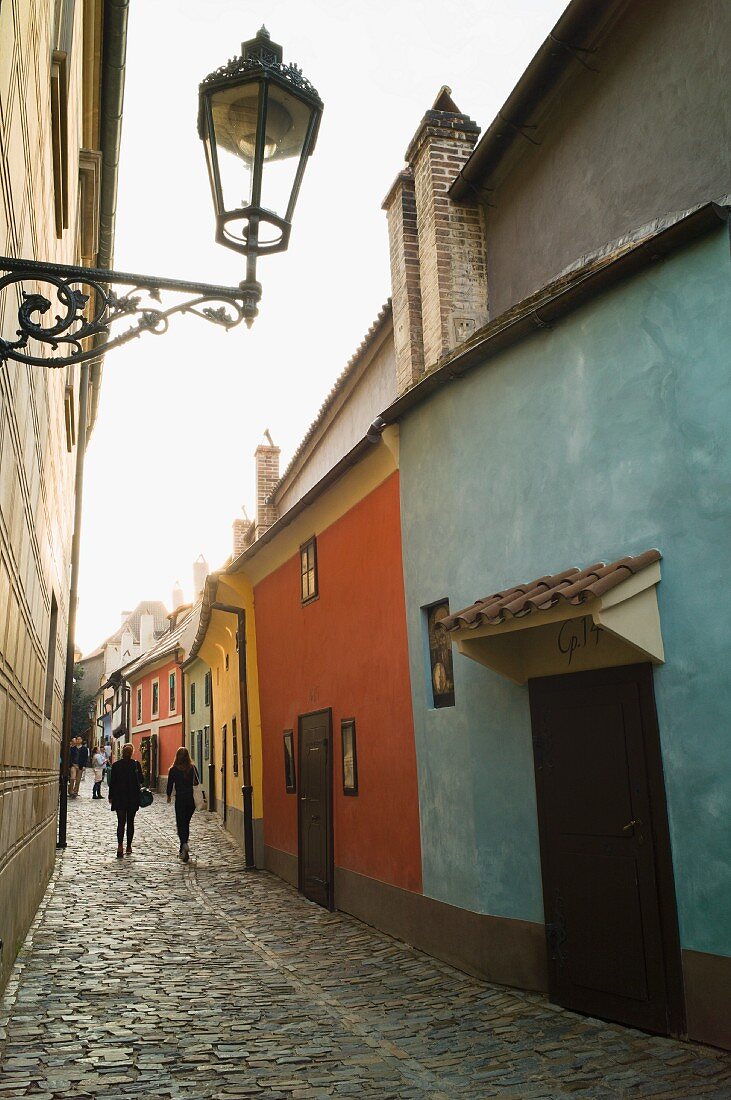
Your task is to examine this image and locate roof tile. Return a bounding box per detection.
[440,550,661,631]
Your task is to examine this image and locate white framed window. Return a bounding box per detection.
[169,671,176,714]
[151,678,160,718]
[136,686,142,724]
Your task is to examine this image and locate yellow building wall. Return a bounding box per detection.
[197,574,264,854]
[0,0,105,991]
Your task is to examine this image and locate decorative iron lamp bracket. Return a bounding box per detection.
[0,28,322,371]
[0,256,261,368]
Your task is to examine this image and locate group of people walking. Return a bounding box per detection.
[68,737,110,798]
[107,744,202,861]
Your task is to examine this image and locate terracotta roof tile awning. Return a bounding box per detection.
[440,550,662,632]
[439,551,664,685]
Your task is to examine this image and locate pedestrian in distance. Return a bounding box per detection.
[91,746,106,800]
[68,737,81,798]
[166,747,200,863]
[77,739,90,790]
[108,743,143,859]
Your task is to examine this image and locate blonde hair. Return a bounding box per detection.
[122,744,134,759]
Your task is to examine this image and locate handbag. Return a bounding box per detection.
[193,767,206,810]
[139,787,153,808]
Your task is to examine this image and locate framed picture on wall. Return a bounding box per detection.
[341,718,358,795]
[283,730,296,793]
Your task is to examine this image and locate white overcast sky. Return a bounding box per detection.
[76,0,567,654]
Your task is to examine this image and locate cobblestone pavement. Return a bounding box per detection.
[1,785,730,1099]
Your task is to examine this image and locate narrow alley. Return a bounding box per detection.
[1,788,729,1099]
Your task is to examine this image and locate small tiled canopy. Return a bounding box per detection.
[439,550,662,632]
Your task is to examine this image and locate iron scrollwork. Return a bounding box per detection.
[0,258,260,368]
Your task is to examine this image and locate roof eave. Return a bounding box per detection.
[449,0,628,203]
[381,202,729,426]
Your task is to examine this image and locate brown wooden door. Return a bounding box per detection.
[220,725,227,823]
[298,709,333,909]
[529,664,683,1035]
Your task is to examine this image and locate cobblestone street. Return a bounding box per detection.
[0,786,729,1099]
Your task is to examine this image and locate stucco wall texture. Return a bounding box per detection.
[398,229,731,959]
[255,473,422,894]
[483,0,731,317]
[0,0,89,991]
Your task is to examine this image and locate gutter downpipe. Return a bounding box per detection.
[211,602,255,869]
[58,0,128,846]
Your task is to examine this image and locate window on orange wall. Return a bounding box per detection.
[169,671,176,713]
[136,687,142,724]
[151,679,159,718]
[300,537,318,603]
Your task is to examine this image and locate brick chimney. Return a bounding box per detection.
[232,508,255,558]
[382,169,424,394]
[386,87,487,385]
[255,430,280,539]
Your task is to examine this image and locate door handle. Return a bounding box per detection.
[311,814,321,822]
[623,818,643,832]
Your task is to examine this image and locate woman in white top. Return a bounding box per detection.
[91,747,106,800]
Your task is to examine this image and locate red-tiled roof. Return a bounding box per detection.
[440,550,661,632]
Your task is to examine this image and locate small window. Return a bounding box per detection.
[64,378,75,452]
[190,681,196,715]
[169,671,176,714]
[225,653,229,672]
[43,593,58,720]
[283,730,296,793]
[231,716,239,776]
[151,679,159,718]
[425,600,455,709]
[341,718,358,795]
[204,671,211,706]
[50,51,69,237]
[300,537,318,603]
[136,687,142,724]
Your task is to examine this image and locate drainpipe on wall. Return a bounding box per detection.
[178,650,186,764]
[211,602,255,870]
[208,669,216,812]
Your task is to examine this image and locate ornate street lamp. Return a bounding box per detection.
[199,27,323,279]
[0,27,322,368]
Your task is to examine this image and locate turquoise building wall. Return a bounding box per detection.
[398,228,731,956]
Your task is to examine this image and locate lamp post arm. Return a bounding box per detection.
[0,256,261,369]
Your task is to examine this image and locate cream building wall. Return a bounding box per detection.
[0,0,111,991]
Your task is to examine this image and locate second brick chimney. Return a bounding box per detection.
[255,431,280,540]
[384,87,488,391]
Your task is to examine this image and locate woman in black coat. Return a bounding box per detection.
[166,746,199,862]
[108,743,143,858]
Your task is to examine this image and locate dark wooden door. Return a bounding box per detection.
[529,664,683,1035]
[220,725,227,823]
[298,710,333,909]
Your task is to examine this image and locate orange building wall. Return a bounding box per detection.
[255,472,422,894]
[130,658,183,779]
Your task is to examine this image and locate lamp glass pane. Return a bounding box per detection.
[208,80,263,212]
[258,83,314,230]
